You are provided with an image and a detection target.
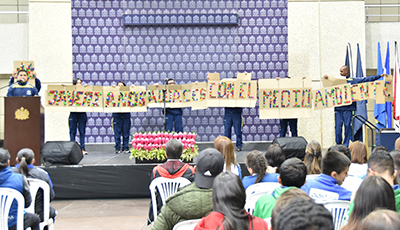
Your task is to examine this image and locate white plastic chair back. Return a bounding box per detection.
[340,176,363,192]
[172,219,201,230]
[244,182,281,214]
[306,174,320,181]
[149,177,191,221]
[26,178,54,230]
[0,188,24,230]
[323,200,351,230]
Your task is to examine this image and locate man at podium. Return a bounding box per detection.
[6,70,38,97]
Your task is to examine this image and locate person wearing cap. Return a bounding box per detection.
[151,148,224,230]
[13,148,57,222]
[0,148,40,230]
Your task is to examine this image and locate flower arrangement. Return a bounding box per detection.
[129,131,199,161]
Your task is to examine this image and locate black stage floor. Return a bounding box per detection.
[46,142,270,199]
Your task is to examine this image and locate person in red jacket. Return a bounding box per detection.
[195,172,268,230]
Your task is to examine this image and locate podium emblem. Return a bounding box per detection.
[15,107,30,120]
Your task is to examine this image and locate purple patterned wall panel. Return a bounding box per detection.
[71,0,287,143]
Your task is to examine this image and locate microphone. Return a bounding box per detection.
[17,79,25,83]
[164,78,169,84]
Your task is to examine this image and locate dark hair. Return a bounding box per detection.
[16,148,35,177]
[17,69,28,76]
[73,78,82,85]
[265,144,285,168]
[372,145,389,154]
[368,150,394,176]
[390,150,400,184]
[359,209,400,230]
[0,148,10,169]
[275,197,333,230]
[212,172,249,230]
[279,158,307,188]
[214,136,236,171]
[165,139,183,159]
[117,81,126,86]
[349,141,367,164]
[322,150,351,176]
[328,145,351,161]
[343,176,396,230]
[271,188,313,230]
[304,140,322,174]
[245,150,268,184]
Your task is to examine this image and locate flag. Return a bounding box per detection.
[394,42,400,132]
[385,42,392,128]
[354,43,367,138]
[374,42,386,130]
[345,43,353,78]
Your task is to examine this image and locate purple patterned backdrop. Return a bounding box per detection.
[71,0,287,143]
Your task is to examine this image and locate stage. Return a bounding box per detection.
[45,142,271,199]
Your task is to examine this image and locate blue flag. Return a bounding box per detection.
[385,42,392,128]
[374,42,386,130]
[354,44,367,137]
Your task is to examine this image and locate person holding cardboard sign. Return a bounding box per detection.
[163,78,183,133]
[6,69,38,97]
[68,78,89,155]
[112,81,132,154]
[9,70,41,92]
[324,66,384,146]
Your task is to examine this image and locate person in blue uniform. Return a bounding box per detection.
[6,70,38,97]
[112,81,132,154]
[224,107,243,151]
[165,78,183,132]
[68,78,88,155]
[324,66,385,146]
[9,70,41,92]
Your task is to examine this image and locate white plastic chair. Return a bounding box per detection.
[340,176,363,192]
[172,219,201,230]
[0,188,25,230]
[323,200,351,230]
[149,177,191,221]
[26,178,54,230]
[306,174,320,181]
[244,182,281,214]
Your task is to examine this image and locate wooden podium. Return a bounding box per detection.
[4,97,44,166]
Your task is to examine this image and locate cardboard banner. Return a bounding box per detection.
[45,75,393,116]
[259,78,313,119]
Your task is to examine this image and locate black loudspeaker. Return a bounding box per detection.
[41,141,83,166]
[272,136,308,160]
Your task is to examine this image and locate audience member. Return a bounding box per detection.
[264,144,285,172]
[342,176,396,230]
[303,140,322,175]
[301,150,352,203]
[148,139,195,223]
[150,148,224,230]
[274,197,333,230]
[194,172,268,230]
[13,148,57,222]
[0,148,40,230]
[253,158,307,219]
[328,144,351,161]
[390,150,400,184]
[395,137,400,150]
[214,136,242,178]
[372,145,389,154]
[242,151,279,189]
[359,209,400,230]
[348,141,368,178]
[270,188,313,230]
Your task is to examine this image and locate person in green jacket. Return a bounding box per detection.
[151,148,224,230]
[344,149,400,223]
[253,157,307,219]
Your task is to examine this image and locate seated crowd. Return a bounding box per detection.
[0,147,57,230]
[148,136,400,230]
